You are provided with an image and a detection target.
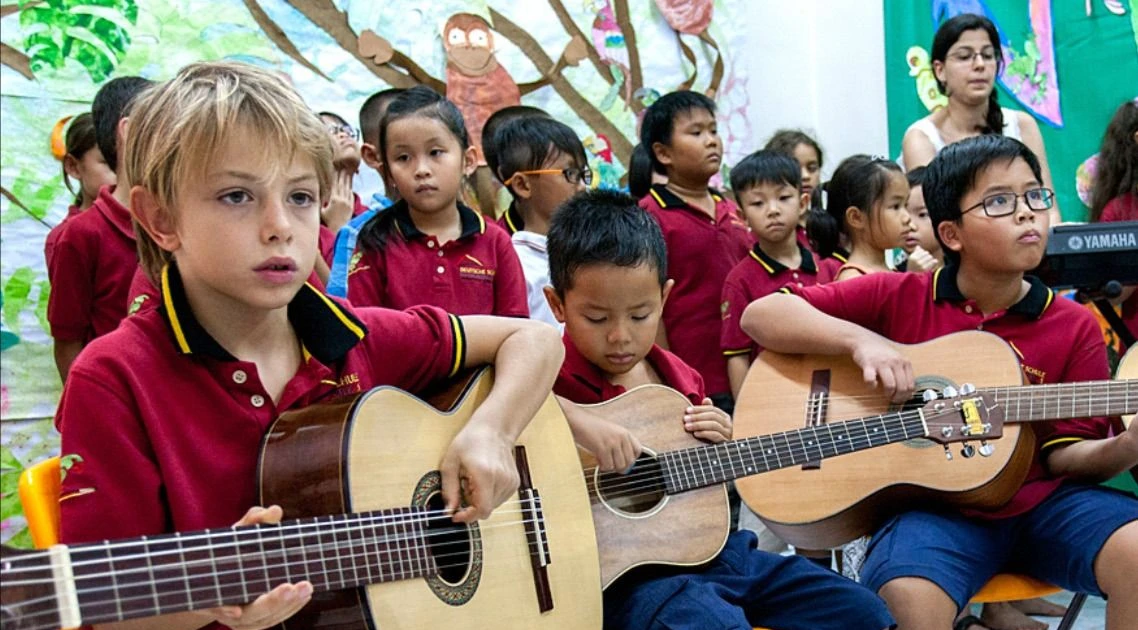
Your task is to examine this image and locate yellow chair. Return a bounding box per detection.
[17,456,61,548]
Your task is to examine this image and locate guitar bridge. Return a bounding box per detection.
[515,446,554,613]
[802,370,831,470]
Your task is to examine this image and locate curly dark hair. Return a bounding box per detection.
[1090,100,1138,222]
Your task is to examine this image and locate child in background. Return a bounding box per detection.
[1091,99,1138,349]
[765,129,824,250]
[483,104,552,233]
[45,112,116,270]
[58,61,569,630]
[347,86,527,317]
[315,111,368,270]
[496,116,590,328]
[545,189,894,630]
[720,151,817,399]
[638,90,754,413]
[47,75,152,382]
[808,155,912,283]
[902,166,943,273]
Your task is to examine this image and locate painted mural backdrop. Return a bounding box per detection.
[885,0,1138,219]
[0,0,752,545]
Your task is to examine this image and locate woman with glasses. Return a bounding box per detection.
[901,13,1060,224]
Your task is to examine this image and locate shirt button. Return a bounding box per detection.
[437,265,445,274]
[793,273,799,279]
[232,370,247,384]
[427,240,435,248]
[964,305,974,314]
[250,394,265,408]
[437,250,444,257]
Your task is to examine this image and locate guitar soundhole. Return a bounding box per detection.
[893,375,957,450]
[424,492,472,586]
[594,451,668,517]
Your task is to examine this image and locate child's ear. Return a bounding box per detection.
[937,220,964,256]
[844,205,867,231]
[651,141,672,170]
[509,173,533,200]
[543,286,567,323]
[462,146,479,177]
[799,192,811,214]
[660,278,675,308]
[115,117,130,164]
[360,143,381,171]
[131,186,180,253]
[62,155,81,179]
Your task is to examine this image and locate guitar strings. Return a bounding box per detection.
[732,379,1135,407]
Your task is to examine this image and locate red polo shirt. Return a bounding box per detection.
[58,261,466,545]
[795,225,813,252]
[554,333,706,405]
[44,204,84,270]
[815,248,849,285]
[347,201,528,317]
[498,201,524,235]
[722,243,819,360]
[47,185,137,343]
[789,266,1111,519]
[639,184,755,396]
[1099,192,1137,343]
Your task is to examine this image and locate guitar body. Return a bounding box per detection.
[578,385,730,588]
[733,330,1033,549]
[1117,346,1138,483]
[258,369,602,630]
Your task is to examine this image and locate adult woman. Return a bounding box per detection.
[902,13,1061,224]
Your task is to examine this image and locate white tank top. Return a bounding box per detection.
[910,107,1023,152]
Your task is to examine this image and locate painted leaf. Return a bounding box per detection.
[2,268,35,335]
[34,279,50,337]
[18,0,138,82]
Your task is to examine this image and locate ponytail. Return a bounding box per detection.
[357,200,403,253]
[806,182,842,258]
[980,90,1005,136]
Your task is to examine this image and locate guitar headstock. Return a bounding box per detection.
[919,385,1006,460]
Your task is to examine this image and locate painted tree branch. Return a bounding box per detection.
[547,0,613,83]
[489,7,632,164]
[242,0,330,81]
[612,0,642,97]
[282,0,415,88]
[1,42,33,80]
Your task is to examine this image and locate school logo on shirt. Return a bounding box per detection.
[459,254,495,282]
[128,295,149,315]
[324,372,362,396]
[1021,364,1047,385]
[721,300,730,320]
[347,251,367,276]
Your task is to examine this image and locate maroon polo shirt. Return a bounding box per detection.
[639,184,755,397]
[347,201,528,317]
[43,204,84,270]
[722,243,819,360]
[498,201,524,235]
[789,266,1111,519]
[815,248,850,285]
[554,333,706,405]
[58,261,466,545]
[795,225,813,252]
[47,185,137,343]
[1099,192,1137,343]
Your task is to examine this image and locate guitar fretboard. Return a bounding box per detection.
[660,410,928,495]
[39,508,437,626]
[986,379,1137,423]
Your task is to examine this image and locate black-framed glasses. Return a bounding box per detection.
[325,121,360,140]
[948,47,997,64]
[508,165,593,186]
[962,188,1054,218]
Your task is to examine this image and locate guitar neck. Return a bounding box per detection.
[984,379,1138,423]
[48,508,437,626]
[659,410,928,495]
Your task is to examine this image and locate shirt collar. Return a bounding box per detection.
[831,247,850,263]
[502,201,525,235]
[95,185,136,241]
[511,230,547,252]
[558,334,703,404]
[647,183,723,210]
[392,200,485,241]
[749,243,817,275]
[159,262,367,362]
[931,265,1054,319]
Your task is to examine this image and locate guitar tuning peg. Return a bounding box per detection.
[960,383,976,395]
[922,389,939,402]
[943,445,953,461]
[943,385,959,398]
[960,443,975,458]
[979,441,994,457]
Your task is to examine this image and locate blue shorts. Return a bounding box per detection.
[860,483,1138,611]
[603,530,894,630]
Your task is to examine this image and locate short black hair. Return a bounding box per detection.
[906,165,927,188]
[730,150,801,193]
[91,76,154,172]
[496,117,586,197]
[628,143,653,199]
[359,88,404,147]
[923,135,1043,265]
[483,105,551,183]
[547,189,667,297]
[639,90,716,175]
[764,129,824,169]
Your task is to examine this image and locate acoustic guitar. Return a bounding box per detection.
[577,382,995,587]
[0,369,602,630]
[1118,345,1137,483]
[732,330,1138,549]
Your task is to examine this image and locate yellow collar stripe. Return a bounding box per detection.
[161,264,192,354]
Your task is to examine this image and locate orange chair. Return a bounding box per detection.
[17,456,61,548]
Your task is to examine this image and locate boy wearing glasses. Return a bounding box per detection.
[495,116,591,328]
[317,112,369,268]
[743,135,1138,630]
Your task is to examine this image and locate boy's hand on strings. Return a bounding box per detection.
[905,246,940,273]
[572,406,643,472]
[685,398,732,443]
[204,506,312,630]
[322,171,355,233]
[851,334,914,403]
[440,424,520,524]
